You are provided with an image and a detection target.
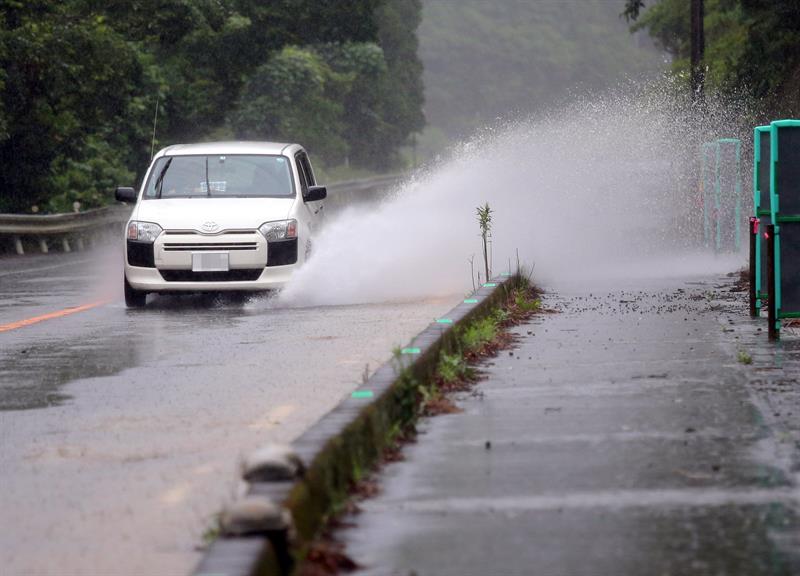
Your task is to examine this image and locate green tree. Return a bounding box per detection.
[0,0,426,212]
[624,0,800,113]
[374,0,425,167]
[0,2,153,212]
[231,46,348,163]
[736,0,800,112]
[316,42,391,166]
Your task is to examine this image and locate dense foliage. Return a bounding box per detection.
[0,0,424,213]
[625,0,800,116]
[418,0,665,139]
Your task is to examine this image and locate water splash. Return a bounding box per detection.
[281,80,753,306]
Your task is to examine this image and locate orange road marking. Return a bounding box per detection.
[0,300,112,333]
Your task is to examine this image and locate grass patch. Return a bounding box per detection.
[461,316,499,352]
[737,350,753,365]
[437,352,471,384]
[514,288,541,313]
[296,277,542,575]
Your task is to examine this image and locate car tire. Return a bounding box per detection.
[124,274,147,308]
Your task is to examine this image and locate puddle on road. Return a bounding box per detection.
[0,295,253,411]
[0,333,144,411]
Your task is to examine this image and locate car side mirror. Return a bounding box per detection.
[303,185,327,203]
[115,186,137,203]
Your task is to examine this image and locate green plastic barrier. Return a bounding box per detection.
[701,141,718,247]
[753,125,771,313]
[701,139,742,252]
[769,119,800,332]
[716,138,742,252]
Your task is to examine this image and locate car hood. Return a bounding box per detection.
[132,197,296,232]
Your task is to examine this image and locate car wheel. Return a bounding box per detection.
[124,274,147,308]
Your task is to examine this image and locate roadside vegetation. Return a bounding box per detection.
[0,1,424,214]
[624,0,800,117]
[424,284,540,415]
[297,279,541,574]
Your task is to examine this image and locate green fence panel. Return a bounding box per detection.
[769,119,800,329]
[701,142,718,247]
[716,138,742,252]
[702,139,742,252]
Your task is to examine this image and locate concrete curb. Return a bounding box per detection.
[193,274,522,576]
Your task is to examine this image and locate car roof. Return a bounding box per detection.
[156,141,302,157]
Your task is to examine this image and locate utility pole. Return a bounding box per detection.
[690,0,705,101]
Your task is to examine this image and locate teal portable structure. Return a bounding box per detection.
[700,142,718,247]
[716,138,742,252]
[701,139,742,252]
[753,126,771,313]
[769,119,800,334]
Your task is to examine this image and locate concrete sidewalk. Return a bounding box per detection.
[342,273,800,576]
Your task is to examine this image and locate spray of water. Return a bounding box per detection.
[280,79,754,306]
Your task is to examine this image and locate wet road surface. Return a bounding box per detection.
[343,273,800,575]
[0,250,456,575]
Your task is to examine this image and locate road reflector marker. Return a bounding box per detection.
[464,299,478,304]
[483,283,497,287]
[351,390,374,399]
[501,272,512,277]
[401,347,421,354]
[435,318,453,324]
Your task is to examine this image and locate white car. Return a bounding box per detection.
[115,141,326,308]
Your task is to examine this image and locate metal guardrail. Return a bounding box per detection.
[0,174,405,256]
[323,173,404,211]
[326,173,403,194]
[0,205,133,255]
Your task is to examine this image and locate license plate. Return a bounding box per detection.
[192,252,229,272]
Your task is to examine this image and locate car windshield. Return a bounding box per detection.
[144,154,294,199]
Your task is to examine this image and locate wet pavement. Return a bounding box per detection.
[343,272,800,575]
[0,250,456,575]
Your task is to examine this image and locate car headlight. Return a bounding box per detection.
[259,219,297,241]
[127,221,163,243]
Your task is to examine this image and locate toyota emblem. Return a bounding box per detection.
[201,221,220,233]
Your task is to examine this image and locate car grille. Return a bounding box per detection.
[162,230,259,252]
[159,270,264,282]
[162,242,258,252]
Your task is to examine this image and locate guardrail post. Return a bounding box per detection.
[76,237,85,251]
[38,238,48,254]
[766,224,779,340]
[13,236,24,255]
[749,217,757,317]
[61,238,71,253]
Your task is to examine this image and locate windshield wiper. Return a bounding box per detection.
[154,157,173,199]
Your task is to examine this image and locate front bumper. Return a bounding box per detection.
[124,230,298,292]
[125,264,295,292]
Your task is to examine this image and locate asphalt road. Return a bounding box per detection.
[343,272,800,575]
[0,249,455,576]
